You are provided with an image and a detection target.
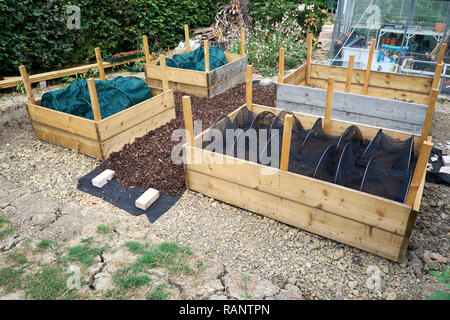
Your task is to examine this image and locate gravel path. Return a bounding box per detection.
[0,77,449,300]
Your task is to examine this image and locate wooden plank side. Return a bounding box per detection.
[225,52,241,63]
[147,79,209,98]
[32,122,102,159]
[208,56,247,87]
[96,90,175,141]
[311,64,432,94]
[100,107,175,158]
[283,64,306,85]
[309,78,430,104]
[146,65,207,87]
[186,169,404,261]
[187,147,412,235]
[208,70,245,98]
[27,103,98,140]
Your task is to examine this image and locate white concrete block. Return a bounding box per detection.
[442,155,450,166]
[439,166,450,174]
[91,169,115,188]
[135,188,160,210]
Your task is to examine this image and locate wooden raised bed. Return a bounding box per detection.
[278,36,445,105]
[145,25,248,98]
[181,66,435,262]
[18,42,175,160]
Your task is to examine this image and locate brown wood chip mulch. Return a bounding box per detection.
[108,83,275,195]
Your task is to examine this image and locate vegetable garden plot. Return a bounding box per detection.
[181,66,435,262]
[145,25,248,98]
[19,43,175,160]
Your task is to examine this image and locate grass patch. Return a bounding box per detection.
[0,218,14,239]
[96,224,112,235]
[25,265,79,300]
[67,243,105,267]
[147,283,171,300]
[113,269,152,289]
[6,250,28,266]
[125,241,147,255]
[36,238,56,251]
[0,266,25,293]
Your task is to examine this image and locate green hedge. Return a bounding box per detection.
[0,0,225,76]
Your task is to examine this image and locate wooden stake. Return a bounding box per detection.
[246,65,253,111]
[324,77,335,134]
[305,33,313,86]
[278,47,285,84]
[431,63,443,91]
[159,54,169,92]
[240,28,245,57]
[280,114,293,171]
[345,55,355,93]
[184,24,190,52]
[204,40,210,73]
[143,35,151,64]
[420,88,439,146]
[405,140,433,207]
[18,65,36,104]
[87,78,102,122]
[437,43,447,65]
[95,47,106,81]
[182,96,194,148]
[363,39,375,95]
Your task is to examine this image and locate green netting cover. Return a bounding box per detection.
[164,45,227,71]
[41,76,152,120]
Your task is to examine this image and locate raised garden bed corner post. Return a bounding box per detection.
[18,65,36,105]
[420,88,439,147]
[240,28,245,57]
[305,33,313,86]
[143,35,151,64]
[246,65,253,112]
[159,54,169,92]
[95,47,106,81]
[363,39,376,95]
[431,63,444,91]
[182,95,195,164]
[324,77,335,134]
[204,40,210,73]
[278,47,285,84]
[86,78,102,122]
[280,114,293,171]
[437,43,447,65]
[345,55,355,93]
[184,24,191,52]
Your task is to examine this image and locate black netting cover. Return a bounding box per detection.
[233,106,255,130]
[335,142,367,190]
[202,115,235,155]
[360,157,413,202]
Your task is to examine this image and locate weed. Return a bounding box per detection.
[427,266,450,300]
[125,241,147,255]
[96,224,112,235]
[147,283,171,300]
[6,250,28,266]
[67,243,105,267]
[36,238,56,251]
[0,218,14,239]
[113,269,152,289]
[240,275,252,299]
[0,267,25,293]
[25,265,78,300]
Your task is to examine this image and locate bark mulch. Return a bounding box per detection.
[108,83,275,195]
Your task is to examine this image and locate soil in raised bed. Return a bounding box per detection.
[108,83,275,195]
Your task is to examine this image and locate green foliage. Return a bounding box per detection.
[6,250,28,266]
[113,270,152,289]
[36,238,56,251]
[427,267,450,300]
[0,0,225,76]
[96,224,112,235]
[0,218,14,239]
[0,266,25,293]
[147,283,171,300]
[67,243,105,267]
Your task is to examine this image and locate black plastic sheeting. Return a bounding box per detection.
[77,161,182,223]
[202,107,417,203]
[426,147,450,185]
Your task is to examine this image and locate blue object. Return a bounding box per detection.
[41,76,152,119]
[164,45,227,71]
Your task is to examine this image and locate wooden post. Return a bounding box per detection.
[204,40,210,73]
[280,114,293,171]
[278,47,285,84]
[305,33,313,86]
[184,24,190,52]
[437,43,447,65]
[431,63,443,91]
[95,47,106,81]
[159,54,169,92]
[324,77,335,134]
[240,28,245,57]
[246,65,253,111]
[420,88,439,146]
[363,39,375,95]
[345,55,355,93]
[143,35,151,64]
[18,65,36,104]
[182,96,194,148]
[405,140,433,207]
[87,78,102,122]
